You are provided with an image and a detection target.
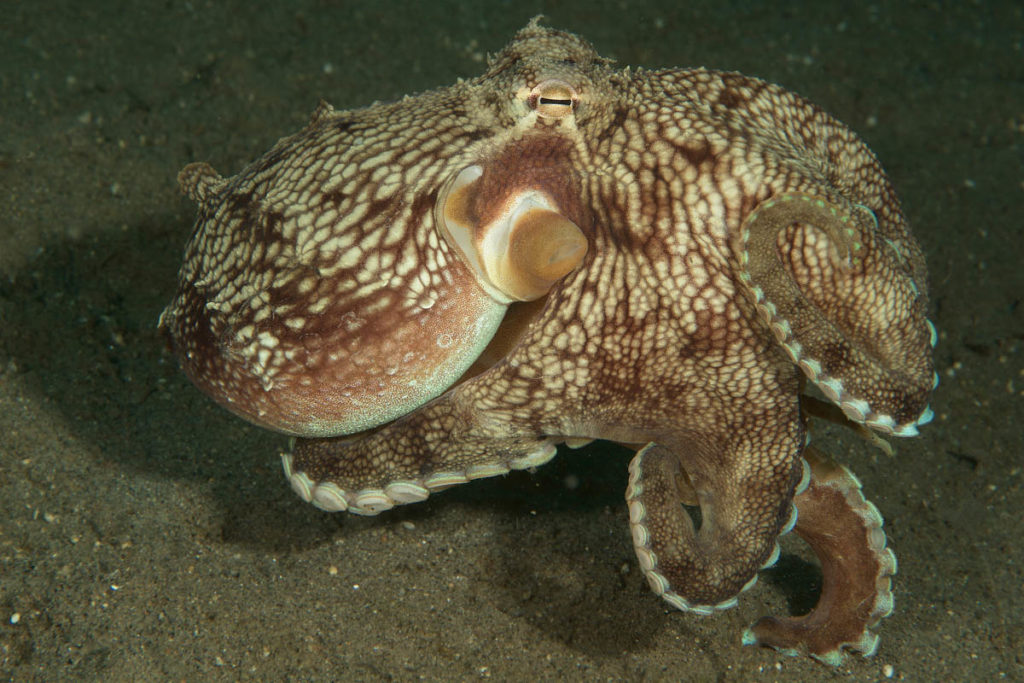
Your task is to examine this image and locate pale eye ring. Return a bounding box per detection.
[529,79,578,119]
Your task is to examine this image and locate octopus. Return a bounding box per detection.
[160,19,937,664]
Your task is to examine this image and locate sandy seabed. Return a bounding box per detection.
[1,1,1021,680]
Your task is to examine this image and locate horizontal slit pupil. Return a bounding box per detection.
[539,97,572,106]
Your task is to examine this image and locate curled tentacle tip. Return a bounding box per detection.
[810,650,847,667]
[742,628,801,658]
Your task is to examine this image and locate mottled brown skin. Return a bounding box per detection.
[162,19,935,663]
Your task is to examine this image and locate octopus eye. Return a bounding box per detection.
[529,79,578,119]
[436,165,588,302]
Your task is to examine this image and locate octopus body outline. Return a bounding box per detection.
[161,19,936,664]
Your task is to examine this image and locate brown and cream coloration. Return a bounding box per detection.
[161,19,936,664]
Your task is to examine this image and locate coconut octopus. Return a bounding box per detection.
[160,18,936,664]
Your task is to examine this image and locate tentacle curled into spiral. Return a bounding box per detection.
[736,193,936,436]
[625,411,804,617]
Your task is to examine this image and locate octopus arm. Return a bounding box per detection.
[737,193,936,435]
[744,446,897,665]
[625,399,805,613]
[282,385,558,515]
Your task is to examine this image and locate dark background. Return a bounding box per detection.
[1,1,1021,679]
